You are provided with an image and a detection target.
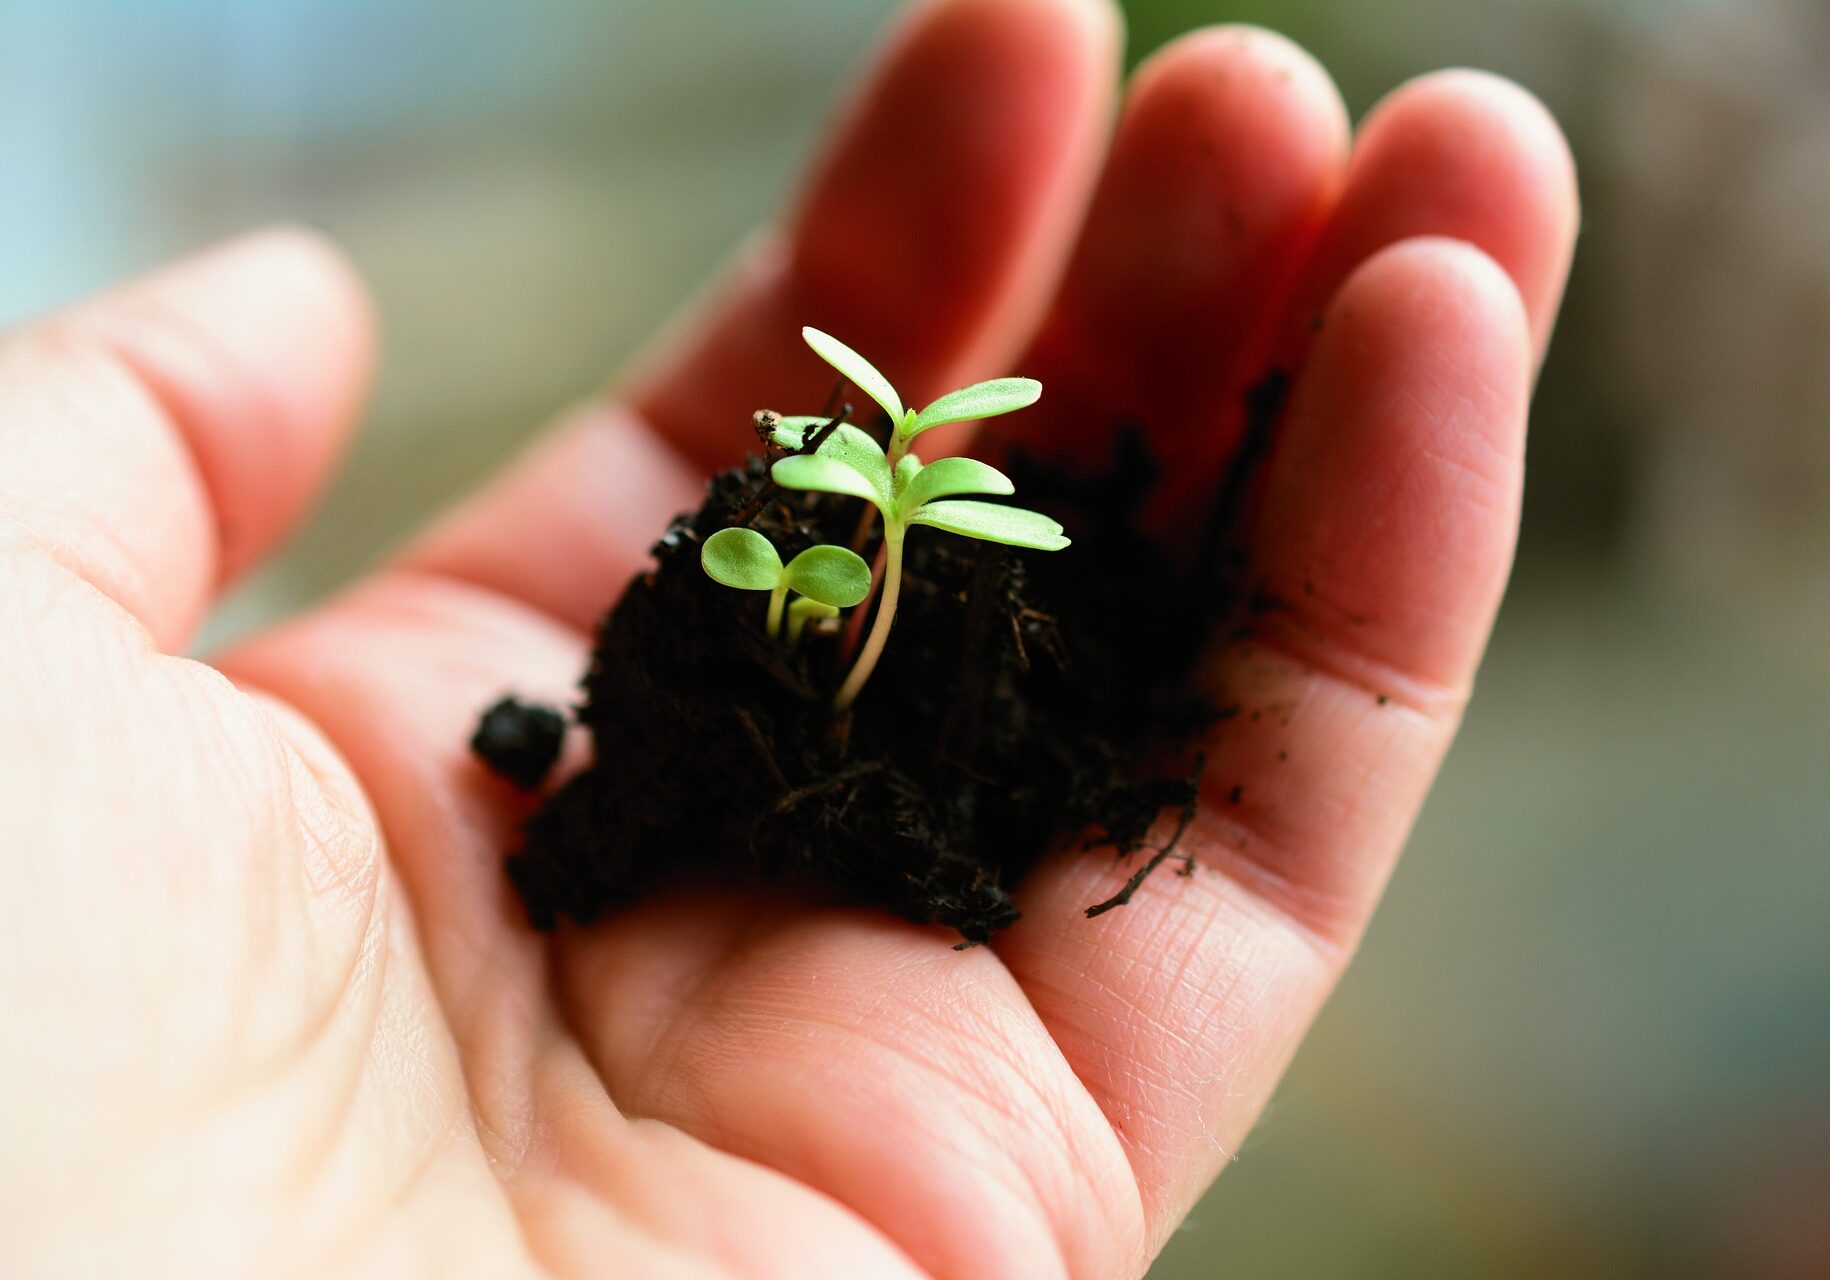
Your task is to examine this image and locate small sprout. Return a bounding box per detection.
[700,527,870,639]
[785,597,838,647]
[771,330,1067,710]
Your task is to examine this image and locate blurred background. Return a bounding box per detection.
[3,0,1826,1274]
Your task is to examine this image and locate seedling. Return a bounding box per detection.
[770,327,1068,710]
[700,527,871,639]
[785,597,838,647]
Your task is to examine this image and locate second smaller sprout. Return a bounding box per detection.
[700,527,870,640]
[784,598,838,647]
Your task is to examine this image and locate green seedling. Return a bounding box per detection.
[700,527,871,639]
[771,327,1068,711]
[784,597,838,647]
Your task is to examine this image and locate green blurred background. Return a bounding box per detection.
[4,0,1826,1274]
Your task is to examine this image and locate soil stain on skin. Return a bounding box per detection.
[482,375,1290,945]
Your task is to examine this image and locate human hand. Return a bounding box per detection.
[0,1,1575,1275]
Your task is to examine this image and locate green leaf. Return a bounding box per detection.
[700,526,783,590]
[772,425,893,512]
[907,500,1069,551]
[771,453,886,510]
[818,425,893,502]
[907,377,1041,439]
[892,452,922,499]
[899,456,1014,515]
[803,327,904,425]
[782,544,873,608]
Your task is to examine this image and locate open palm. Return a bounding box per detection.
[0,1,1576,1276]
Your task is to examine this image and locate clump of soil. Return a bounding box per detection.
[483,388,1282,945]
[472,696,566,789]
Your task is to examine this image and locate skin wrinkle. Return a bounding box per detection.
[1410,428,1515,532]
[269,703,388,924]
[1034,898,1310,1204]
[276,894,404,1218]
[163,689,399,1162]
[0,477,176,657]
[1241,615,1473,721]
[1028,892,1244,1084]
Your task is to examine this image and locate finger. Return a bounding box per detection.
[996,239,1536,1254]
[1279,69,1578,368]
[0,228,373,650]
[989,26,1348,488]
[622,0,1120,472]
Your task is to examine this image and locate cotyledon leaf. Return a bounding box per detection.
[700,526,783,590]
[781,544,872,608]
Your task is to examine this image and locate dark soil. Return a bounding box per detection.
[482,383,1285,945]
[472,696,567,790]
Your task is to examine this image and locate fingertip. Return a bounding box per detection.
[1328,235,1534,382]
[1131,23,1349,163]
[242,223,380,374]
[1348,69,1578,353]
[165,224,378,383]
[1017,0,1125,62]
[790,0,1122,342]
[1004,18,1349,473]
[98,225,378,581]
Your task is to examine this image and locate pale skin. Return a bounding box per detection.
[0,1,1577,1276]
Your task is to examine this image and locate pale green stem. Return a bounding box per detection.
[766,584,788,638]
[887,413,913,465]
[833,526,903,711]
[785,604,809,648]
